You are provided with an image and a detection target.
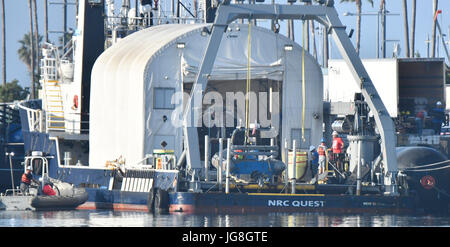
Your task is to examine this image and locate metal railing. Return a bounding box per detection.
[17,101,89,134]
[17,102,44,132]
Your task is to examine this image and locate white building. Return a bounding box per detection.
[89,23,324,167]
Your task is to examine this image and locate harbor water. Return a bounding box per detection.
[1,210,450,227]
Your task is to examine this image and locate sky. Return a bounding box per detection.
[2,0,450,89]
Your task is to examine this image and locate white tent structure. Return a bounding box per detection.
[89,23,324,167]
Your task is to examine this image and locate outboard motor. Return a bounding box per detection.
[397,146,450,213]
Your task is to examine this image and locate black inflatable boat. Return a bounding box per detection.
[30,187,88,210]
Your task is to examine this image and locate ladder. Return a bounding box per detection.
[40,52,65,132]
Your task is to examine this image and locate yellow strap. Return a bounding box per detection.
[301,21,306,142]
[245,21,252,144]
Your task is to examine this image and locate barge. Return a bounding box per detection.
[7,0,450,215]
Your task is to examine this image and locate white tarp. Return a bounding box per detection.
[89,23,323,167]
[327,59,398,117]
[90,24,203,167]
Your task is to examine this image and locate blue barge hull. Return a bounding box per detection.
[78,188,150,211]
[76,188,416,214]
[168,192,416,214]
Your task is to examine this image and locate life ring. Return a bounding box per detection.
[72,95,78,110]
[420,175,436,190]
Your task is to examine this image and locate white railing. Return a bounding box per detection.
[17,102,44,132]
[40,57,58,81]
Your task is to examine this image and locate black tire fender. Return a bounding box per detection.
[147,187,155,213]
[154,189,169,214]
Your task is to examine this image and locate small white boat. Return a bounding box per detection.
[0,184,88,211]
[0,152,88,211]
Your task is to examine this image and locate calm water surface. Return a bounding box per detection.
[0,210,449,227]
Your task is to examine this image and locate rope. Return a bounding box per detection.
[301,21,306,142]
[403,159,450,170]
[403,163,450,172]
[405,160,450,172]
[245,20,252,144]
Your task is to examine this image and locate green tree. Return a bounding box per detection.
[340,0,374,55]
[17,33,42,82]
[0,79,29,103]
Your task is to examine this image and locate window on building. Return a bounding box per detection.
[154,88,175,109]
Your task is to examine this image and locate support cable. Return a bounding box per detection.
[245,20,252,144]
[301,20,306,142]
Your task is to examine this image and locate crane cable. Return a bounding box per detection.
[245,20,252,144]
[301,20,306,142]
[403,161,450,172]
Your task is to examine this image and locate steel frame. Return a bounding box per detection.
[183,1,398,194]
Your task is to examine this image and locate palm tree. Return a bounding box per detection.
[379,0,386,58]
[33,0,39,53]
[18,34,33,73]
[340,0,374,55]
[1,0,5,86]
[402,0,410,57]
[45,0,48,42]
[32,0,40,82]
[28,0,35,99]
[18,33,42,73]
[410,0,416,57]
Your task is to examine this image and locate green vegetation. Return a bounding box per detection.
[0,79,29,103]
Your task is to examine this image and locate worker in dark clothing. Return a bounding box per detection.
[309,145,319,180]
[20,167,38,194]
[430,101,445,135]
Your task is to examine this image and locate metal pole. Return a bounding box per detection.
[436,21,450,63]
[63,0,67,52]
[284,139,289,193]
[39,110,44,132]
[225,138,231,194]
[382,7,386,58]
[135,0,138,30]
[218,138,223,190]
[205,135,209,181]
[377,11,379,58]
[7,152,15,195]
[291,139,296,194]
[323,26,328,68]
[1,0,5,86]
[177,0,180,24]
[270,138,275,159]
[356,141,361,196]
